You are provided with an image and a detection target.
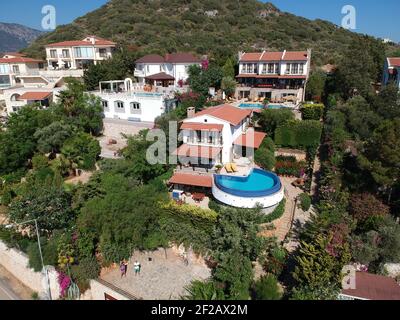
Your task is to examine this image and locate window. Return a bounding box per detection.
[50,50,57,58]
[74,47,94,58]
[299,63,304,74]
[102,100,109,111]
[268,63,275,73]
[0,75,10,87]
[285,63,291,74]
[62,49,70,58]
[130,102,141,114]
[12,65,20,74]
[114,101,125,113]
[99,48,107,58]
[292,63,299,74]
[0,64,10,74]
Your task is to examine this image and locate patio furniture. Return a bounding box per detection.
[230,163,238,172]
[225,163,233,173]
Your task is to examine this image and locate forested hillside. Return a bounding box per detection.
[24,0,397,66]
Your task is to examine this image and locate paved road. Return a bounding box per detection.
[0,278,20,300]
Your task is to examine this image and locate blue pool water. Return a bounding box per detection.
[214,168,281,198]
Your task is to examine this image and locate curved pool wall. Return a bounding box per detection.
[212,169,285,208]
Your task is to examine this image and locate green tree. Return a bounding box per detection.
[184,280,225,300]
[306,70,326,101]
[61,132,101,171]
[358,119,400,202]
[221,76,237,97]
[34,121,75,154]
[257,109,294,137]
[54,79,104,136]
[253,274,282,300]
[222,58,235,79]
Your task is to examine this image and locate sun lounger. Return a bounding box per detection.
[225,163,233,173]
[230,163,238,172]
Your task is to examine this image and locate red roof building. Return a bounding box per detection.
[340,272,400,300]
[169,173,213,188]
[193,104,252,126]
[18,92,52,101]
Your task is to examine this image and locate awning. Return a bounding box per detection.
[181,122,223,131]
[234,129,266,149]
[173,144,222,159]
[145,72,175,81]
[169,172,213,188]
[18,92,52,101]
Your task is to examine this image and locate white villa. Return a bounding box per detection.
[91,78,178,123]
[134,53,202,87]
[45,36,115,70]
[382,57,400,89]
[169,104,284,209]
[1,36,115,116]
[236,49,312,102]
[0,53,44,89]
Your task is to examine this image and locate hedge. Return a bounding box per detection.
[298,193,311,211]
[275,120,322,149]
[160,200,219,222]
[261,199,286,223]
[300,104,324,120]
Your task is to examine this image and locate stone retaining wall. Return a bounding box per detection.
[0,240,60,299]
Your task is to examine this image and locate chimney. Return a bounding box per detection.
[187,107,195,119]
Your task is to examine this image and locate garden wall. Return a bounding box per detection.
[83,279,135,300]
[0,240,60,299]
[275,148,307,162]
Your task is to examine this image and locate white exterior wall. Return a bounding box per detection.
[94,92,166,122]
[181,114,249,164]
[46,46,113,70]
[4,87,63,114]
[212,183,284,209]
[239,60,309,76]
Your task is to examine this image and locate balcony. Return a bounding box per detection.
[134,69,145,78]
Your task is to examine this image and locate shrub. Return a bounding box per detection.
[275,159,306,177]
[300,104,324,120]
[261,199,286,223]
[255,149,276,171]
[71,256,100,291]
[298,193,311,211]
[160,200,218,222]
[253,274,282,300]
[275,120,322,148]
[349,193,389,222]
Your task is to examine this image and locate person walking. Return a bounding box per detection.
[120,261,125,278]
[134,261,141,276]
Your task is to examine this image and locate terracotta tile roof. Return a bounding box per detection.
[2,52,27,57]
[240,51,309,62]
[234,129,267,149]
[45,37,115,47]
[169,172,213,188]
[165,53,201,63]
[181,122,223,131]
[172,144,222,159]
[388,57,400,67]
[18,92,52,101]
[193,104,252,126]
[0,57,43,64]
[135,54,165,64]
[282,51,309,61]
[341,272,400,300]
[240,52,263,61]
[145,72,175,80]
[136,53,201,64]
[260,51,283,61]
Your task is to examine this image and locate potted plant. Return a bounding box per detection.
[215,164,223,173]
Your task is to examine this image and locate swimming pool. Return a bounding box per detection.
[212,168,284,208]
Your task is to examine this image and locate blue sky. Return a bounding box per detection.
[0,0,398,42]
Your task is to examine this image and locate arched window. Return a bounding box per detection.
[130,102,141,114]
[102,100,109,112]
[10,93,20,101]
[114,101,125,113]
